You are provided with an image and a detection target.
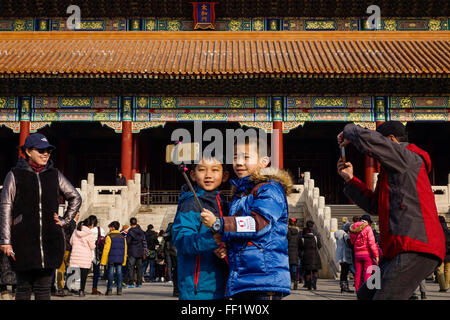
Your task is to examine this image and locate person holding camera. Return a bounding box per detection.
[337,121,445,300]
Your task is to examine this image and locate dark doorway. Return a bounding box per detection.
[284,122,365,204]
[38,122,121,187]
[0,126,19,184]
[407,122,450,186]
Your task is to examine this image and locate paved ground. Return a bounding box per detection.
[50,277,450,300]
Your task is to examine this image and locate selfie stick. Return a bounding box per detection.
[174,142,204,212]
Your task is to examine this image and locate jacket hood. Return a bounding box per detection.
[231,167,293,195]
[75,226,92,238]
[250,167,294,195]
[405,143,432,173]
[128,225,144,238]
[350,221,369,233]
[15,157,54,172]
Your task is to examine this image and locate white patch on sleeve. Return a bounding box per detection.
[235,216,256,232]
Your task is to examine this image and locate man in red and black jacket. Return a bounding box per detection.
[337,121,445,300]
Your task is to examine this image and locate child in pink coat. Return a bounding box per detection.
[349,219,379,292]
[70,218,96,297]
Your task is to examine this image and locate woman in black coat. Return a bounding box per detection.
[0,134,81,300]
[298,221,322,290]
[287,218,301,289]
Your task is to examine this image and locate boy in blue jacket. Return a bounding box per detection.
[201,137,293,300]
[172,156,229,300]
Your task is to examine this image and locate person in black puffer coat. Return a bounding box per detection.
[126,217,147,287]
[299,220,322,290]
[143,224,159,282]
[287,218,301,290]
[0,133,81,300]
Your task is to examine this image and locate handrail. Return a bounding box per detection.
[140,190,234,205]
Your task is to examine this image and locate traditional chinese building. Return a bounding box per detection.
[0,0,449,204]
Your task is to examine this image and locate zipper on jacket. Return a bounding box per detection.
[36,173,45,268]
[194,255,201,295]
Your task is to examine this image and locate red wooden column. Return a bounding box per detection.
[271,97,284,169]
[364,156,376,190]
[121,121,133,181]
[272,121,284,169]
[18,120,30,158]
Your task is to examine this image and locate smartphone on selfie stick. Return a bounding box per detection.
[166,142,203,212]
[340,146,346,163]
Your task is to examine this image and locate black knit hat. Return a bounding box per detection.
[376,121,406,138]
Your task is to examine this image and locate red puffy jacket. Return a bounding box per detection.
[343,124,445,262]
[349,221,379,259]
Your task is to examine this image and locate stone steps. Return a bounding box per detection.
[329,205,378,230]
[135,205,178,232]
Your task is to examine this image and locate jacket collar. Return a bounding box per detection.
[15,157,54,173]
[179,183,220,202]
[230,175,254,194]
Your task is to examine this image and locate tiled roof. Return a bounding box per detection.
[0,31,448,77]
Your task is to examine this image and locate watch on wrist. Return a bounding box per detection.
[211,218,221,233]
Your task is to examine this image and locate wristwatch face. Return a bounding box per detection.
[212,219,220,232]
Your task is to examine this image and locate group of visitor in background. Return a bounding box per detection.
[1,121,450,301]
[0,212,179,299]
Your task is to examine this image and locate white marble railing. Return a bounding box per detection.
[74,173,141,230]
[297,172,340,279]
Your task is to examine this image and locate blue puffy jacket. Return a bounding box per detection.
[172,184,228,300]
[220,168,292,297]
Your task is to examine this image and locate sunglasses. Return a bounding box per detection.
[32,148,52,154]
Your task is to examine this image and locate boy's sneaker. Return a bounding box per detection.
[167,281,173,284]
[127,285,135,289]
[105,290,113,296]
[161,277,165,282]
[135,285,143,288]
[117,289,122,295]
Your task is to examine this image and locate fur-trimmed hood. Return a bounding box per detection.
[250,167,294,195]
[350,221,369,233]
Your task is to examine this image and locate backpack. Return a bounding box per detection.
[95,226,106,260]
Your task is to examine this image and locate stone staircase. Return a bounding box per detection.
[329,205,379,230]
[135,204,178,232]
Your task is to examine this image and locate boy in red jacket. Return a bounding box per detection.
[337,121,445,300]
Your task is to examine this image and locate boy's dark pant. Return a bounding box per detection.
[107,263,123,291]
[92,262,101,289]
[289,264,298,282]
[15,268,54,300]
[127,256,143,285]
[357,252,440,300]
